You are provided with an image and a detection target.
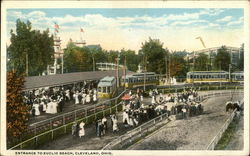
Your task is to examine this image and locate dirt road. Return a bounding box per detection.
[129,94,243,150]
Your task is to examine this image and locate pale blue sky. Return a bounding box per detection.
[6,8,244,51]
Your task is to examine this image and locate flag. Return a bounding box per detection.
[54,23,59,29]
[80,28,84,32]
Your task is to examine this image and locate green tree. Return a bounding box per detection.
[120,49,140,72]
[139,38,167,74]
[169,53,188,78]
[7,71,29,147]
[194,53,209,71]
[237,44,244,71]
[8,19,54,76]
[64,43,93,72]
[214,46,231,71]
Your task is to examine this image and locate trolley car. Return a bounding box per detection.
[97,76,116,98]
[121,72,159,88]
[231,71,244,82]
[186,71,244,83]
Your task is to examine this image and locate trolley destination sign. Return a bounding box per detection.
[1,2,247,156]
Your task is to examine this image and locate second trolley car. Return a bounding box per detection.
[121,72,159,88]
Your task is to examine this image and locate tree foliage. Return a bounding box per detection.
[7,71,29,143]
[120,49,140,72]
[214,46,231,71]
[64,43,93,72]
[8,19,54,76]
[139,38,167,74]
[194,53,209,71]
[169,54,188,77]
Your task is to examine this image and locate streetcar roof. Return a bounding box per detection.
[100,76,115,82]
[98,76,115,87]
[187,71,229,74]
[123,72,157,78]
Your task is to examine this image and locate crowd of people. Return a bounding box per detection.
[23,81,98,117]
[69,88,202,140]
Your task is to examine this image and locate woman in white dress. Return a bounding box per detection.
[82,93,86,104]
[112,117,118,132]
[66,90,70,101]
[93,94,97,102]
[140,95,143,102]
[46,100,52,114]
[51,100,58,114]
[33,103,40,116]
[151,96,156,105]
[73,91,79,104]
[86,94,91,103]
[40,100,47,112]
[79,121,85,138]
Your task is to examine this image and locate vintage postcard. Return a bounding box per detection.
[1,1,249,156]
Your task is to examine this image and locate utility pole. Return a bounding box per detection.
[143,56,147,91]
[165,52,168,85]
[169,51,171,84]
[229,64,231,82]
[61,54,64,74]
[26,53,28,76]
[116,53,120,88]
[92,56,95,71]
[123,56,126,89]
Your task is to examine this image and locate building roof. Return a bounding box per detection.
[24,70,133,90]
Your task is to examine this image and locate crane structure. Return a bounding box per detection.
[196,36,206,49]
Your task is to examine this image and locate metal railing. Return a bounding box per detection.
[102,90,243,150]
[206,99,244,150]
[9,90,128,150]
[102,113,169,150]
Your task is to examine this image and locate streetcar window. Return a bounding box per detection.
[190,75,193,79]
[107,87,110,93]
[103,87,107,93]
[98,87,101,92]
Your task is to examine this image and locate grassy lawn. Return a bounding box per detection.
[215,118,239,150]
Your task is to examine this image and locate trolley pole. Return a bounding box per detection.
[143,56,147,91]
[116,55,120,88]
[229,64,231,82]
[61,54,64,74]
[124,56,126,89]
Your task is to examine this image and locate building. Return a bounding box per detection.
[186,46,240,66]
[195,46,240,65]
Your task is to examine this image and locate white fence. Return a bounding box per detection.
[206,99,244,150]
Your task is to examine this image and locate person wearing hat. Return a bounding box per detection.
[102,116,108,134]
[72,121,77,137]
[79,121,85,138]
